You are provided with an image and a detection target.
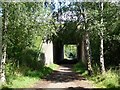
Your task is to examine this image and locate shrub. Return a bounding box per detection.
[90,70,119,88]
[74,62,120,88]
[73,62,88,76]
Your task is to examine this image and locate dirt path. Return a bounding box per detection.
[32,64,95,90]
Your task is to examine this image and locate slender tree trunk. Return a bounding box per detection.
[0,2,2,83]
[100,1,105,74]
[85,32,93,76]
[0,3,7,83]
[1,45,6,83]
[83,8,93,75]
[81,36,87,67]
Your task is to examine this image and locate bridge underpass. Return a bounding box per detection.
[53,40,82,65]
[41,22,87,67]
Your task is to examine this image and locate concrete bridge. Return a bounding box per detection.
[40,33,87,67]
[39,3,88,66]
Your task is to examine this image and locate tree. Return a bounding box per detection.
[1,1,59,67]
[103,2,120,67]
[100,1,105,73]
[82,4,93,75]
[84,2,120,73]
[0,2,8,83]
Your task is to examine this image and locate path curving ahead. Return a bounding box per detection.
[32,64,95,90]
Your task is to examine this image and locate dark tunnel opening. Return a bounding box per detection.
[53,41,81,65]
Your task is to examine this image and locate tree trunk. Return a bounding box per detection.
[0,3,7,83]
[81,36,87,67]
[83,8,93,76]
[0,7,3,84]
[85,32,93,76]
[1,45,6,83]
[100,1,105,74]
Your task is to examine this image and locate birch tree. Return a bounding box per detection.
[83,6,93,76]
[0,2,3,84]
[0,2,8,83]
[100,1,105,73]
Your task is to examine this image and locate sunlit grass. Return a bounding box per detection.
[73,62,88,76]
[1,63,59,89]
[5,76,39,88]
[47,64,59,70]
[89,70,120,88]
[73,62,120,88]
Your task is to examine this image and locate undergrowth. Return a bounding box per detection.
[73,62,120,89]
[0,63,58,88]
[73,62,88,76]
[89,70,120,88]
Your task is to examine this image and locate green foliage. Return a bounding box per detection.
[20,49,41,70]
[24,66,53,78]
[73,62,88,76]
[64,45,77,59]
[1,2,59,87]
[47,64,59,70]
[92,63,100,75]
[5,62,17,84]
[1,1,120,88]
[33,36,43,50]
[3,63,55,88]
[74,63,120,88]
[5,2,43,61]
[2,2,56,65]
[90,70,120,88]
[2,76,39,88]
[87,2,120,68]
[6,48,42,71]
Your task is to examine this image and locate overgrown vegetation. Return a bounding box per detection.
[0,2,58,88]
[1,63,58,88]
[0,1,120,89]
[73,62,88,76]
[73,62,120,88]
[64,45,77,59]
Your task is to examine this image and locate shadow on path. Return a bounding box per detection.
[1,64,120,90]
[32,64,94,89]
[43,64,85,83]
[31,64,120,90]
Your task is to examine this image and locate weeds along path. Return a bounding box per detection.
[32,64,95,89]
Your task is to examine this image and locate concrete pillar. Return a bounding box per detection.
[42,41,53,65]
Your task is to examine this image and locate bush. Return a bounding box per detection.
[74,63,120,88]
[90,70,120,88]
[73,62,88,76]
[103,70,119,88]
[5,62,18,84]
[4,63,54,88]
[20,49,42,70]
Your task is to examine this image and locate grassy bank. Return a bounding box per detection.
[73,62,120,89]
[3,76,39,88]
[0,64,59,89]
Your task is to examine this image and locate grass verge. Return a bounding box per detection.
[73,62,120,89]
[47,64,59,70]
[2,76,39,88]
[73,62,88,76]
[0,64,59,89]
